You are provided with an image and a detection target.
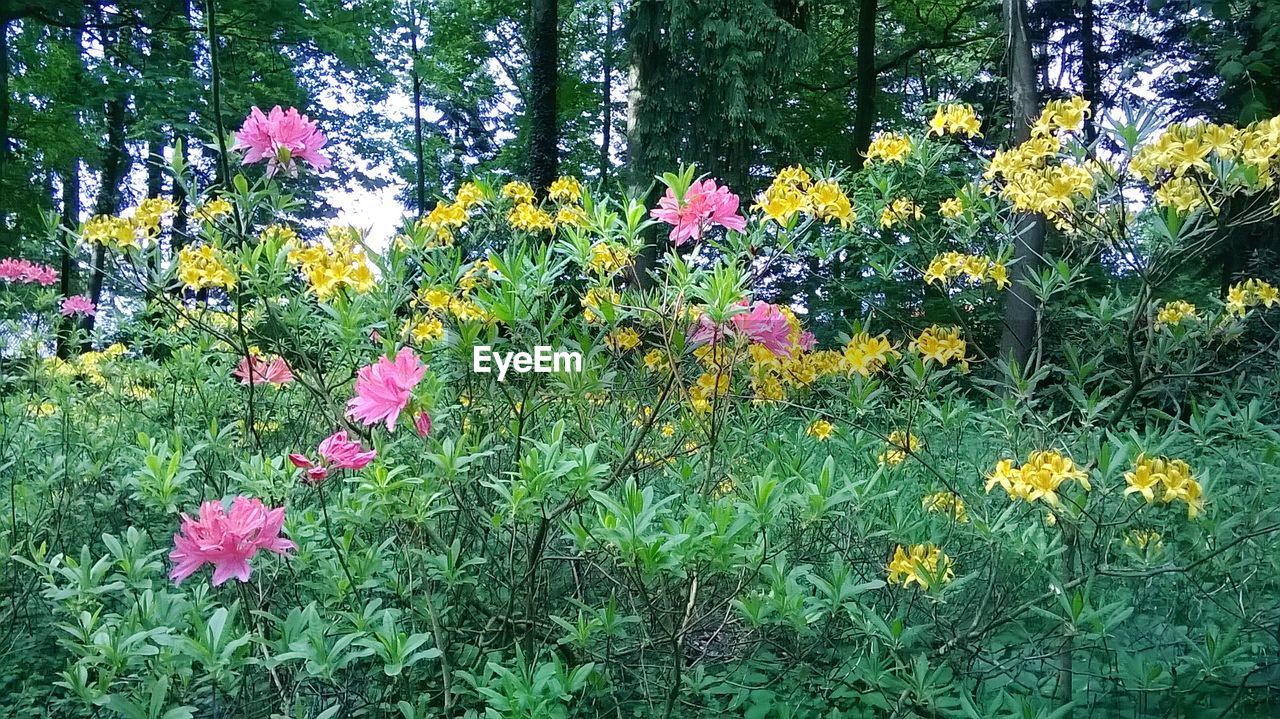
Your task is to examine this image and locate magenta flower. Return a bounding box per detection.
[414,411,432,438]
[0,258,59,286]
[234,355,295,386]
[732,301,794,356]
[650,179,747,246]
[346,347,426,432]
[169,497,295,586]
[232,106,331,177]
[59,295,97,317]
[290,430,376,484]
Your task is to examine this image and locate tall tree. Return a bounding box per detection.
[849,0,878,169]
[529,0,560,191]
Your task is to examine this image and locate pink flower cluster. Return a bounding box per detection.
[233,106,331,177]
[0,258,59,286]
[234,354,295,386]
[169,497,294,585]
[690,300,799,357]
[650,179,747,246]
[346,347,426,432]
[59,295,96,317]
[289,430,376,483]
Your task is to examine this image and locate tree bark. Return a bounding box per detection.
[624,0,667,290]
[0,17,12,230]
[1080,0,1099,143]
[83,89,131,340]
[601,0,613,183]
[997,0,1045,370]
[849,0,879,169]
[528,0,559,192]
[409,0,427,214]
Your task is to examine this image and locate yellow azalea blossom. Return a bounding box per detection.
[508,202,556,232]
[923,252,1008,289]
[806,419,834,441]
[555,204,589,230]
[843,332,899,376]
[606,327,642,352]
[286,227,377,299]
[754,183,809,225]
[82,215,140,249]
[927,104,982,138]
[455,181,486,208]
[878,430,922,466]
[886,544,954,590]
[938,197,964,218]
[922,491,968,523]
[1125,529,1163,551]
[1225,278,1279,317]
[643,348,671,373]
[807,179,856,228]
[1125,454,1203,519]
[177,245,237,290]
[661,423,675,437]
[548,176,582,204]
[879,197,923,228]
[581,286,621,323]
[864,132,912,164]
[911,326,968,369]
[419,200,469,243]
[501,180,536,204]
[588,242,631,274]
[985,450,1091,507]
[1155,300,1198,328]
[132,197,176,235]
[193,197,233,222]
[258,223,298,245]
[773,165,812,189]
[405,315,445,344]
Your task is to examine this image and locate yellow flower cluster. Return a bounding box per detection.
[501,177,586,234]
[259,223,298,245]
[286,226,376,300]
[194,198,233,222]
[555,204,589,229]
[864,132,912,164]
[581,286,622,324]
[414,263,495,326]
[420,200,469,246]
[606,327,641,351]
[45,343,129,386]
[886,544,954,590]
[1125,529,1163,551]
[806,419,834,441]
[844,332,899,376]
[508,202,556,232]
[923,252,1009,289]
[84,199,174,250]
[984,98,1095,225]
[922,491,968,522]
[177,245,237,290]
[501,180,536,204]
[548,176,582,204]
[588,242,631,275]
[911,326,968,369]
[688,371,730,414]
[1132,116,1280,213]
[985,450,1092,506]
[643,348,671,373]
[1155,300,1198,328]
[878,430,922,466]
[927,104,982,137]
[754,166,856,227]
[1031,97,1091,136]
[938,197,965,218]
[1226,278,1278,317]
[27,401,58,418]
[1124,454,1203,519]
[403,315,445,344]
[879,197,923,228]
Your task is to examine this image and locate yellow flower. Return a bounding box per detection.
[879,197,923,228]
[643,348,671,373]
[1125,454,1203,519]
[661,423,675,437]
[258,223,298,245]
[807,179,856,228]
[927,104,982,138]
[754,183,809,225]
[1125,529,1163,551]
[555,204,590,230]
[1225,278,1279,317]
[606,327,642,352]
[911,326,967,369]
[773,165,812,189]
[132,198,176,235]
[1155,300,1198,328]
[193,197,233,222]
[581,287,621,323]
[455,181,486,208]
[177,245,237,290]
[923,252,1007,289]
[865,132,912,164]
[405,315,445,344]
[501,180,536,204]
[922,491,968,523]
[587,242,631,274]
[843,332,898,376]
[806,419,834,441]
[27,401,58,418]
[938,197,964,218]
[878,430,922,466]
[548,176,582,204]
[286,228,377,299]
[985,450,1091,506]
[419,200,469,244]
[82,215,139,249]
[886,544,954,590]
[508,202,556,232]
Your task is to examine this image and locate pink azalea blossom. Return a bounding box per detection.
[346,347,426,432]
[232,106,331,177]
[414,411,432,438]
[0,258,59,286]
[233,355,295,386]
[289,430,376,483]
[59,295,96,317]
[650,178,747,246]
[169,497,295,586]
[731,301,795,356]
[797,331,816,352]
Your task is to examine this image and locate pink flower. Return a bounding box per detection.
[797,331,816,352]
[290,430,376,483]
[169,497,295,586]
[59,295,96,317]
[0,258,59,286]
[414,411,432,438]
[732,301,794,356]
[650,179,747,246]
[346,347,426,432]
[232,106,331,177]
[234,355,295,386]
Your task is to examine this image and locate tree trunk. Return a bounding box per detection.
[849,0,878,169]
[0,17,11,230]
[58,160,81,358]
[1080,0,1099,143]
[997,0,1045,370]
[528,0,559,192]
[601,0,613,183]
[410,1,427,214]
[145,135,165,285]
